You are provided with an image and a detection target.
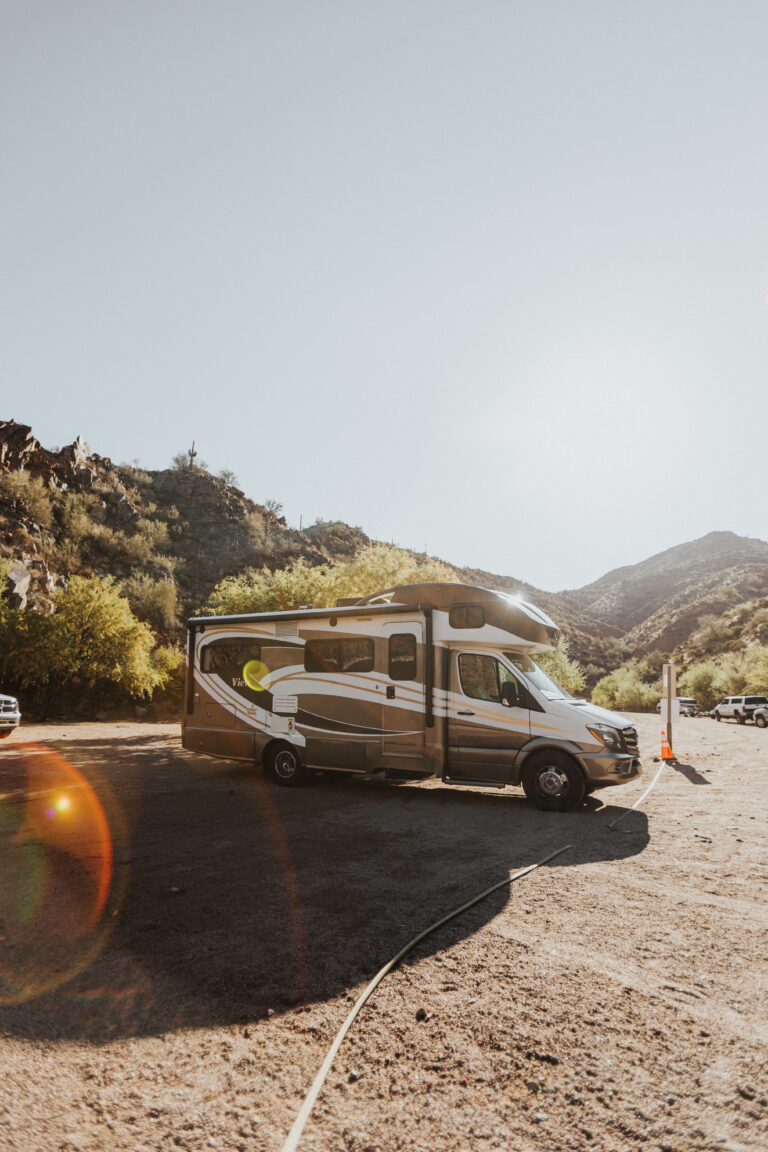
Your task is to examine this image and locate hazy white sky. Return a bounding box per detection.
[2,1,767,591]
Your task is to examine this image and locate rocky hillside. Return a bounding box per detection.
[0,420,368,631]
[3,420,768,673]
[558,532,768,655]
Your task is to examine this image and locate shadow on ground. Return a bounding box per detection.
[0,732,649,1042]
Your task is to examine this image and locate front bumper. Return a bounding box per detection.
[0,713,21,733]
[581,750,642,787]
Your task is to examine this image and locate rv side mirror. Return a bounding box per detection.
[500,680,519,709]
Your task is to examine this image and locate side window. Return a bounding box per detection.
[389,634,417,681]
[305,640,338,673]
[449,605,486,629]
[305,638,374,674]
[339,639,374,673]
[458,653,501,703]
[201,641,262,673]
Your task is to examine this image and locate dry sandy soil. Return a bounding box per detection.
[0,715,766,1152]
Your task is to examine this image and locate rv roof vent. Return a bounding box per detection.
[335,597,359,607]
[299,603,314,610]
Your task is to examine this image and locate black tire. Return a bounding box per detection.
[756,714,767,729]
[715,712,721,721]
[521,750,586,812]
[265,742,309,788]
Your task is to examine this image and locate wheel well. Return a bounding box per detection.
[517,745,585,784]
[261,738,302,769]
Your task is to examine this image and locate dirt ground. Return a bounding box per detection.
[0,714,766,1152]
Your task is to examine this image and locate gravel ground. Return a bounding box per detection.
[1,715,767,1152]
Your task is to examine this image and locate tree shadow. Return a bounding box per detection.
[0,732,649,1042]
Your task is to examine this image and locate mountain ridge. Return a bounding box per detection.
[2,420,767,672]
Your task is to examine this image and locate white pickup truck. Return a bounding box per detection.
[0,693,21,740]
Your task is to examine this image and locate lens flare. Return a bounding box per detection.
[243,659,269,692]
[0,743,114,1005]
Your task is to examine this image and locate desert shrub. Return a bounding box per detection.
[717,645,768,696]
[692,613,734,654]
[677,662,724,711]
[117,464,152,488]
[0,576,163,710]
[149,644,186,707]
[134,517,170,551]
[218,468,239,486]
[204,544,459,616]
[53,490,97,542]
[244,511,267,548]
[0,472,53,527]
[122,573,179,631]
[591,660,660,712]
[635,650,669,684]
[536,636,586,695]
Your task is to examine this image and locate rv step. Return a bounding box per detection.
[384,768,432,781]
[444,776,506,790]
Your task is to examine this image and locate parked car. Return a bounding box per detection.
[713,695,768,723]
[0,693,21,740]
[655,697,699,716]
[754,705,768,729]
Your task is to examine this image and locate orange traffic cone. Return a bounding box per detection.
[660,728,675,760]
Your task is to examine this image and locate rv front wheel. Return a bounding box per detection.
[521,751,586,812]
[266,743,308,788]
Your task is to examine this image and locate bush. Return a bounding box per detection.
[122,573,179,632]
[0,472,53,528]
[53,490,96,542]
[204,544,459,616]
[534,636,586,695]
[0,575,163,711]
[592,660,660,712]
[677,662,724,711]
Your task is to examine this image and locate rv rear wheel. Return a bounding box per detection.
[521,750,586,812]
[266,743,308,788]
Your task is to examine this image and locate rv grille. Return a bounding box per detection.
[622,726,639,755]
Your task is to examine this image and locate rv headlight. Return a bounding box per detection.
[587,724,622,751]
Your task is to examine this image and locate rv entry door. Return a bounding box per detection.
[447,652,530,782]
[381,625,426,764]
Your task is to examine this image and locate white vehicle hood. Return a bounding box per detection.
[541,696,632,730]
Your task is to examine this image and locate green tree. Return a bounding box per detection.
[591,660,660,712]
[121,573,179,632]
[0,576,166,711]
[204,544,459,616]
[536,636,586,694]
[677,662,724,710]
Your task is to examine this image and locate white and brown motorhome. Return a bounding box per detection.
[182,583,641,811]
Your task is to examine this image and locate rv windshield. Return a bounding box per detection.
[504,652,573,701]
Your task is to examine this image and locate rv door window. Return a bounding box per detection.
[201,641,262,673]
[458,653,502,702]
[389,634,417,681]
[305,638,374,674]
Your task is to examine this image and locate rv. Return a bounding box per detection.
[182,583,641,811]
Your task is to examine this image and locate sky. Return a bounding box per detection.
[2,1,767,592]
